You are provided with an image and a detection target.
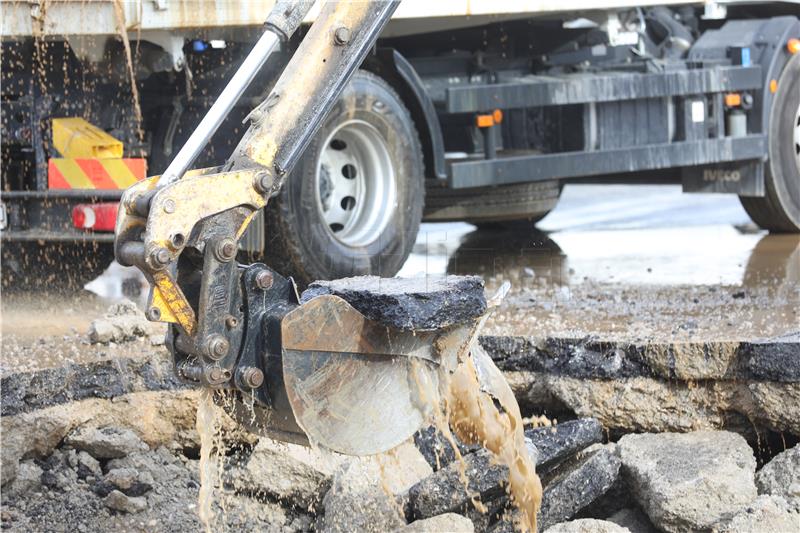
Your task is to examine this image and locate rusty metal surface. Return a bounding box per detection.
[281,295,442,455]
[282,295,438,360]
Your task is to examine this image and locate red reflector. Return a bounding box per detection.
[72,202,118,232]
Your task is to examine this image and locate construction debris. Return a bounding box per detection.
[87,300,163,344]
[542,519,630,533]
[2,297,799,532]
[538,447,621,529]
[65,426,149,459]
[617,431,757,532]
[396,513,476,532]
[301,275,487,330]
[485,333,800,435]
[755,445,800,501]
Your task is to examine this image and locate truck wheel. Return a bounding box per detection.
[741,53,800,232]
[1,241,114,293]
[264,71,424,285]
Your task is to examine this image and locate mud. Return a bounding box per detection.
[447,351,542,532]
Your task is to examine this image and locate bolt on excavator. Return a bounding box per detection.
[114,0,519,460]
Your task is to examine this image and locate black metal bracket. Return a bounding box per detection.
[449,134,767,189]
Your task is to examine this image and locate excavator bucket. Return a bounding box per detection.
[281,295,442,455]
[277,277,489,456]
[170,265,489,456]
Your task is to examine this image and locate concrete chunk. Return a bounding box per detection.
[318,442,431,533]
[103,489,147,513]
[65,425,149,459]
[226,438,336,508]
[713,495,800,532]
[394,513,475,533]
[544,519,631,533]
[88,300,161,344]
[755,445,800,501]
[618,431,757,533]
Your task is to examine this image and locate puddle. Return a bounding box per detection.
[399,185,799,342]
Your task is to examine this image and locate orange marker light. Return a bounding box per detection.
[724,93,742,107]
[492,109,504,124]
[788,38,800,54]
[770,79,778,93]
[475,114,495,128]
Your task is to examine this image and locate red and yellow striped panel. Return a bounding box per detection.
[48,158,147,190]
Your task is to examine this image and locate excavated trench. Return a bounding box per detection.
[2,282,798,532]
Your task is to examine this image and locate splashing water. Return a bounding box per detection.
[412,281,543,531]
[196,389,219,533]
[447,350,543,532]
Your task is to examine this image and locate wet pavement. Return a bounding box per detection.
[404,185,799,341]
[2,184,798,350]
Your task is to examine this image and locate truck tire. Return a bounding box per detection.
[424,180,561,225]
[1,241,114,293]
[264,71,424,286]
[741,53,800,232]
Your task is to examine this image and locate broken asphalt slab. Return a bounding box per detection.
[301,275,487,330]
[1,353,188,417]
[408,419,604,521]
[480,332,800,382]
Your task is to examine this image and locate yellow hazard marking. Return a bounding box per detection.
[48,158,146,189]
[52,159,95,189]
[101,158,140,188]
[152,270,197,336]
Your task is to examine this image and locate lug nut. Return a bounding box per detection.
[215,238,237,262]
[205,335,230,360]
[238,367,264,389]
[145,307,161,321]
[334,26,351,45]
[255,270,274,290]
[149,247,171,269]
[205,366,231,385]
[254,171,273,194]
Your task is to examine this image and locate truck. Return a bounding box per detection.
[2,0,799,290]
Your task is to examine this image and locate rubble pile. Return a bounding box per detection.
[2,358,799,533]
[2,303,799,532]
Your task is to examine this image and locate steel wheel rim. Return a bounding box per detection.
[793,98,800,173]
[315,120,397,247]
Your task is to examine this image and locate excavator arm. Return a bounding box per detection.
[116,0,397,338]
[114,0,493,457]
